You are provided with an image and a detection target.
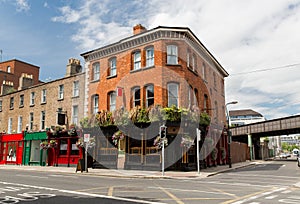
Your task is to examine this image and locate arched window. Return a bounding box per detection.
[7,66,11,73]
[108,91,116,112]
[92,94,99,114]
[167,82,179,107]
[145,47,154,67]
[133,51,141,70]
[109,57,117,76]
[145,84,154,107]
[194,88,198,106]
[167,45,178,64]
[92,62,100,80]
[204,94,208,113]
[131,86,141,107]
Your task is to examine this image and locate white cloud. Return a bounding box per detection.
[52,0,300,119]
[15,0,30,12]
[43,2,48,8]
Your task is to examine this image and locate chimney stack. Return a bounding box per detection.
[133,24,147,35]
[66,58,82,77]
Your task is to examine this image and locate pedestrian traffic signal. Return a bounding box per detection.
[160,125,167,138]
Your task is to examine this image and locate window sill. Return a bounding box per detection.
[130,68,142,74]
[91,79,100,83]
[57,98,64,101]
[72,96,79,99]
[41,102,46,105]
[107,74,117,79]
[29,104,35,107]
[166,63,181,67]
[143,65,155,70]
[19,105,24,108]
[9,108,14,110]
[188,67,198,76]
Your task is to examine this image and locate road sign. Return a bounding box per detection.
[84,134,90,143]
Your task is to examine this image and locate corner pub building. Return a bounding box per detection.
[81,24,229,170]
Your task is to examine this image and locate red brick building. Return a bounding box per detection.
[81,25,228,124]
[0,59,40,95]
[81,25,229,170]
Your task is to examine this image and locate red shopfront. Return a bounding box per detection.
[0,133,24,165]
[47,132,83,167]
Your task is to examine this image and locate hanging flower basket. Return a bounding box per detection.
[40,141,49,150]
[180,134,194,148]
[49,140,58,148]
[112,130,125,146]
[153,136,168,149]
[76,138,84,148]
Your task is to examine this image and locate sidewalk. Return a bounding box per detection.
[0,160,260,180]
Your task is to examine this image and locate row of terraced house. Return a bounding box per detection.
[0,25,250,170]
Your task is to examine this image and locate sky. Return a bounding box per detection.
[1,0,300,120]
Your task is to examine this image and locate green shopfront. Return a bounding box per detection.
[23,131,47,166]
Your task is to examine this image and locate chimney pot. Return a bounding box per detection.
[133,24,147,35]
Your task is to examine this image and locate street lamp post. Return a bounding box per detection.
[226,101,238,168]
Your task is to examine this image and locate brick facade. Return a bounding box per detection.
[0,60,85,133]
[81,25,228,126]
[0,59,40,95]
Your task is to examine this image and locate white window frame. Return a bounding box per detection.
[109,58,117,76]
[58,85,64,99]
[40,111,46,130]
[73,81,79,97]
[93,94,99,114]
[167,82,179,107]
[17,116,22,133]
[72,105,79,125]
[133,51,141,70]
[167,45,178,65]
[8,117,12,134]
[109,92,116,112]
[146,47,154,67]
[132,87,141,107]
[41,89,47,103]
[93,62,100,81]
[30,92,35,105]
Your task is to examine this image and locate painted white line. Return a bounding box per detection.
[282,190,292,194]
[232,187,287,204]
[265,195,278,199]
[16,174,49,179]
[149,186,235,196]
[0,181,164,204]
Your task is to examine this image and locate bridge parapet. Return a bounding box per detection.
[231,114,300,137]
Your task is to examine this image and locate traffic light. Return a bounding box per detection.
[160,125,167,138]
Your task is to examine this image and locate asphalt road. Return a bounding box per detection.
[0,160,300,204]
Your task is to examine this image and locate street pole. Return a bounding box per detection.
[85,142,88,172]
[226,101,238,168]
[196,128,201,175]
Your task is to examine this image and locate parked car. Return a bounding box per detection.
[279,153,290,159]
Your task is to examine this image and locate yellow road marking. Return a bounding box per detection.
[107,186,114,196]
[206,186,238,199]
[159,186,184,204]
